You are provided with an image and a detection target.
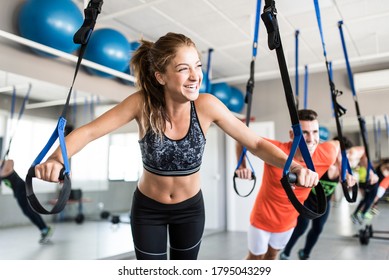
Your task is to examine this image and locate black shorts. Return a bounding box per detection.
[130,188,205,260]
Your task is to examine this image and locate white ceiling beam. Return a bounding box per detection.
[213,51,389,84]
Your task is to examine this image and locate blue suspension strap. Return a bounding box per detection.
[233,0,262,197]
[205,48,213,93]
[313,0,358,202]
[261,0,326,219]
[304,65,309,109]
[295,30,300,109]
[25,0,104,214]
[1,84,32,168]
[338,19,376,190]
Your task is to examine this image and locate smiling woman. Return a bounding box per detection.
[29,32,318,260]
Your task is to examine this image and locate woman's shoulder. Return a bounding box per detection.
[119,91,144,111]
[123,90,143,102]
[195,93,227,110]
[196,93,217,103]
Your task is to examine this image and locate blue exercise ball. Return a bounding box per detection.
[211,82,231,105]
[130,41,141,52]
[119,40,141,85]
[18,0,83,56]
[200,71,211,93]
[84,28,131,78]
[228,87,245,113]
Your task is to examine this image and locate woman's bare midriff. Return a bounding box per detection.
[137,169,201,204]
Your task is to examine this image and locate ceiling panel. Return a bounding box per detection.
[79,0,389,85]
[4,0,386,101]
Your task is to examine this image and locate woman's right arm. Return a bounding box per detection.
[35,92,142,182]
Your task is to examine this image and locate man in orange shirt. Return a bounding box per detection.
[236,109,356,260]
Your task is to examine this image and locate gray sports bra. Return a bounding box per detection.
[138,102,206,176]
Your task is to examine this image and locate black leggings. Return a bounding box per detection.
[130,188,205,260]
[283,194,332,257]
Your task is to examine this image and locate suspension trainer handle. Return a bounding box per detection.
[233,173,257,197]
[25,0,104,214]
[340,149,358,202]
[312,0,359,202]
[234,147,257,197]
[338,20,375,183]
[26,117,72,214]
[261,0,326,219]
[329,80,358,202]
[26,166,70,215]
[233,0,262,197]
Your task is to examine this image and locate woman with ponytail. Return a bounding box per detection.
[34,32,319,260]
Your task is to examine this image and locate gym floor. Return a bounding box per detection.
[1,199,388,260]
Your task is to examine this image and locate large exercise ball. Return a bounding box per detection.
[119,40,140,86]
[18,0,83,56]
[84,28,131,78]
[228,87,245,113]
[211,82,231,105]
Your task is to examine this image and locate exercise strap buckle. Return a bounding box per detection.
[73,0,103,45]
[25,0,104,215]
[262,3,280,50]
[261,0,327,219]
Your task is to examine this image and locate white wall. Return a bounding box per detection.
[201,126,226,231]
[225,121,275,232]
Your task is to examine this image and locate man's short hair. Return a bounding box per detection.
[333,136,354,149]
[298,109,318,121]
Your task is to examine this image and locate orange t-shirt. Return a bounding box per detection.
[379,176,389,190]
[250,139,337,232]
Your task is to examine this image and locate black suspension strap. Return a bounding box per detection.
[233,0,262,197]
[385,114,389,153]
[338,19,377,193]
[295,30,310,110]
[261,0,326,219]
[373,116,381,161]
[1,84,32,164]
[313,0,358,202]
[295,30,300,109]
[25,0,104,214]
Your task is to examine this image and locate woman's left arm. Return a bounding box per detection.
[197,94,318,187]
